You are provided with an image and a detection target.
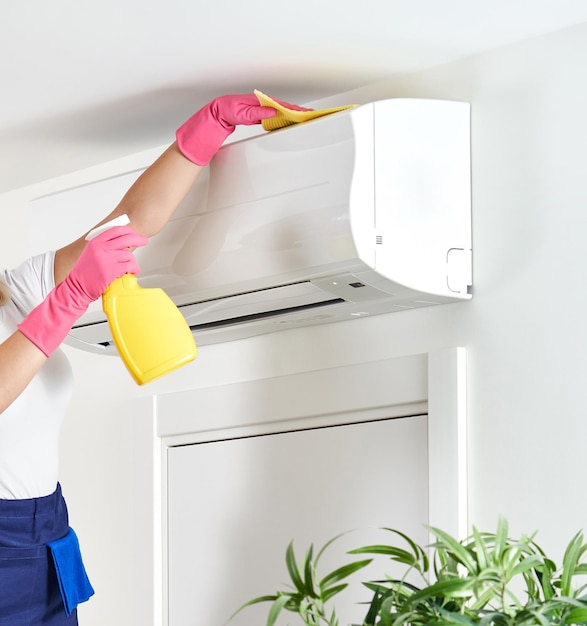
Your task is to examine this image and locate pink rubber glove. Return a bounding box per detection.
[176,93,311,166]
[18,226,148,357]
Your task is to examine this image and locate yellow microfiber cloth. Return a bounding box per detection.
[254,89,357,131]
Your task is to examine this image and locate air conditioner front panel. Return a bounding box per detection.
[133,110,371,307]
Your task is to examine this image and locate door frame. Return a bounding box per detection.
[131,347,467,626]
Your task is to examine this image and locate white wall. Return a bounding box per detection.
[312,19,587,546]
[2,19,587,625]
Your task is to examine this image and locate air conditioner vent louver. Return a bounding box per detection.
[188,298,344,331]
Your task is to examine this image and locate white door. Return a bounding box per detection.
[166,415,429,626]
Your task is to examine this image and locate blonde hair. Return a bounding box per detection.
[0,279,10,306]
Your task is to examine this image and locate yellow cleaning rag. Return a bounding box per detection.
[254,89,357,131]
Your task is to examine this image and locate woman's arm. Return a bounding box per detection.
[53,93,279,285]
[0,227,147,414]
[0,332,47,414]
[0,93,281,413]
[54,143,202,285]
[1,145,198,413]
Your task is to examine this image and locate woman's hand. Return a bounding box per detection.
[65,225,147,305]
[176,93,304,165]
[19,226,148,357]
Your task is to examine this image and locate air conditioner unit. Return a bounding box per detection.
[32,98,472,354]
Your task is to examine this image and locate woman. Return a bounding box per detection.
[0,93,297,625]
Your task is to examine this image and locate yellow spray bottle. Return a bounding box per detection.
[85,216,197,385]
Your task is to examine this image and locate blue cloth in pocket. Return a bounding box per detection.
[47,528,95,616]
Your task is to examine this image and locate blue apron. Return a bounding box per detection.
[0,484,94,625]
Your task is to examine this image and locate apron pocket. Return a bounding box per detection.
[0,545,46,624]
[47,527,94,616]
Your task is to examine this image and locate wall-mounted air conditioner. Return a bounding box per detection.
[29,98,472,354]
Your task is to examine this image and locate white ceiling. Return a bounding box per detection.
[2,0,587,191]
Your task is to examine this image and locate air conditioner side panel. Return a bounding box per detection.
[373,99,472,298]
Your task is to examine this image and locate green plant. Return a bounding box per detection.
[232,533,373,626]
[232,519,587,626]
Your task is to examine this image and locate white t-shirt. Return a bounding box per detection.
[0,252,73,499]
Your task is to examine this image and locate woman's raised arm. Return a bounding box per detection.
[53,94,278,285]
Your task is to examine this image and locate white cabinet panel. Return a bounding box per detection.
[167,415,428,626]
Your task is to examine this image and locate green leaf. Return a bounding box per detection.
[477,610,509,626]
[470,526,490,570]
[470,584,502,611]
[350,545,419,567]
[513,608,550,626]
[380,527,425,553]
[494,517,509,558]
[267,594,291,626]
[408,577,475,602]
[429,526,478,573]
[328,606,340,626]
[302,544,318,597]
[509,554,545,577]
[363,587,385,626]
[284,592,305,612]
[298,597,310,621]
[498,541,528,576]
[319,559,372,590]
[363,581,392,593]
[315,531,350,566]
[436,604,480,626]
[286,541,306,594]
[562,531,587,596]
[534,556,557,600]
[228,594,278,621]
[566,607,587,623]
[321,582,348,603]
[383,527,430,572]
